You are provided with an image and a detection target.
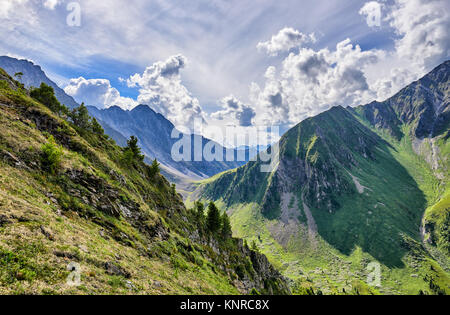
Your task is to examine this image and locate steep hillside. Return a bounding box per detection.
[191,61,450,295]
[353,61,449,256]
[0,56,79,109]
[0,68,289,295]
[0,56,251,189]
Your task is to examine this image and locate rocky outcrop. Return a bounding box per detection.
[193,236,290,295]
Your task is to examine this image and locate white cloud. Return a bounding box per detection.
[250,72,289,126]
[249,0,449,127]
[126,54,206,132]
[364,0,450,99]
[43,0,61,10]
[248,1,449,129]
[251,39,382,126]
[211,95,256,127]
[64,77,138,110]
[257,27,316,56]
[371,67,414,100]
[389,0,449,70]
[0,0,30,19]
[2,0,448,144]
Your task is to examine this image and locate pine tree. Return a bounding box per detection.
[30,83,65,114]
[125,136,144,162]
[149,158,160,176]
[206,202,221,233]
[221,211,232,238]
[195,201,205,221]
[91,117,104,135]
[71,102,91,130]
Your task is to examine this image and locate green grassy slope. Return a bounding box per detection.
[191,62,450,295]
[0,69,289,295]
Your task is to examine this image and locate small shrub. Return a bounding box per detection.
[41,136,63,174]
[250,288,260,295]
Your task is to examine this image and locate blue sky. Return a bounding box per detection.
[0,0,449,144]
[2,1,383,101]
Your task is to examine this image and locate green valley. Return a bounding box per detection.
[190,61,450,295]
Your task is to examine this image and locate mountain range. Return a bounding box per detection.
[0,56,248,184]
[87,105,249,182]
[0,56,79,109]
[0,54,448,295]
[0,67,289,295]
[190,61,450,295]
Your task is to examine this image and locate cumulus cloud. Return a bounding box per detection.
[211,95,256,127]
[389,0,450,70]
[251,39,382,126]
[257,27,316,56]
[363,0,450,99]
[126,54,206,132]
[64,77,138,110]
[371,67,414,99]
[250,73,288,126]
[249,0,449,128]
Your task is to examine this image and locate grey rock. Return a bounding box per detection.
[104,261,131,278]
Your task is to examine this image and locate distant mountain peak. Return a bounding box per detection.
[0,55,79,109]
[195,61,449,277]
[88,104,250,182]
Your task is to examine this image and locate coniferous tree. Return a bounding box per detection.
[221,211,232,239]
[121,136,144,165]
[195,201,205,221]
[206,202,221,233]
[125,136,144,162]
[149,158,160,176]
[91,117,104,135]
[71,102,91,130]
[30,83,66,114]
[124,136,144,162]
